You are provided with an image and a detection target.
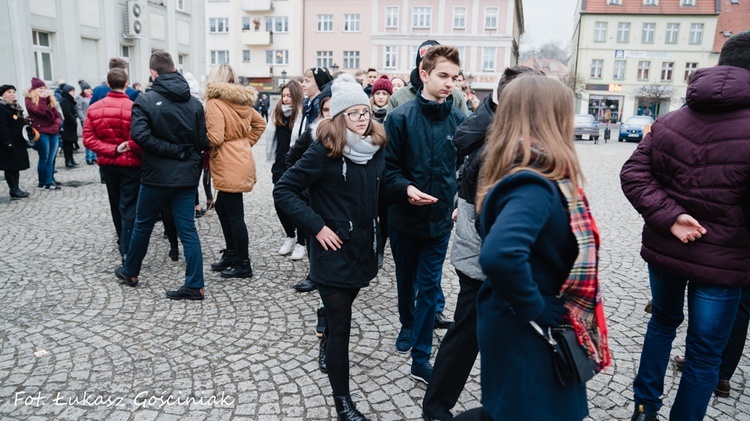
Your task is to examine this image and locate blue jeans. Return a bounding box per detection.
[390,228,451,365]
[124,185,204,289]
[36,133,59,186]
[85,148,97,162]
[633,264,741,420]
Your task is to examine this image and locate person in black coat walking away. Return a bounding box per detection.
[274,74,388,421]
[257,93,269,122]
[59,84,79,167]
[0,84,31,198]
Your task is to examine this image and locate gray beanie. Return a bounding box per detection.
[330,74,370,118]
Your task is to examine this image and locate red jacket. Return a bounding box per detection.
[83,91,141,167]
[24,96,61,135]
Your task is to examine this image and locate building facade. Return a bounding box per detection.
[1,0,205,95]
[571,0,719,122]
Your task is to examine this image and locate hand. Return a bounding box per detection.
[670,214,707,244]
[406,185,438,206]
[534,296,569,328]
[116,141,130,154]
[316,226,343,251]
[451,208,458,222]
[39,90,50,98]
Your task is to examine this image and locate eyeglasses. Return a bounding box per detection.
[343,110,371,122]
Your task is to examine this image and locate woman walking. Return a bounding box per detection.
[25,77,62,190]
[274,74,387,421]
[204,63,266,278]
[0,84,31,198]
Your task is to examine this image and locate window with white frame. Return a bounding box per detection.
[344,14,360,32]
[453,7,467,29]
[210,50,229,65]
[590,59,603,78]
[317,15,333,32]
[482,47,496,71]
[265,16,288,33]
[689,23,703,44]
[613,60,626,79]
[32,30,53,81]
[684,62,698,81]
[242,17,251,30]
[176,0,185,11]
[317,51,333,68]
[209,18,229,33]
[385,6,398,28]
[609,0,622,4]
[665,23,679,44]
[637,61,650,80]
[644,0,657,5]
[661,62,674,81]
[266,49,288,65]
[242,50,251,63]
[384,46,397,69]
[177,54,186,73]
[642,23,655,43]
[343,50,360,69]
[594,22,607,42]
[484,7,499,30]
[412,6,431,29]
[617,22,630,43]
[682,0,695,5]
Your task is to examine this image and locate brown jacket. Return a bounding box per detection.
[205,82,266,193]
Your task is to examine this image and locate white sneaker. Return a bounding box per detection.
[290,244,306,260]
[278,237,296,255]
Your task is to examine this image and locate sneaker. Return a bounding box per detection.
[278,237,296,255]
[411,361,433,384]
[434,312,454,329]
[290,244,306,260]
[45,184,61,190]
[396,327,412,353]
[166,286,204,301]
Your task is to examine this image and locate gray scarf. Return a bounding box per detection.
[282,104,292,117]
[343,130,379,164]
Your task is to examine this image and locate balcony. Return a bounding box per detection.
[242,0,272,12]
[242,30,272,46]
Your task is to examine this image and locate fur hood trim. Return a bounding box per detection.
[205,82,258,106]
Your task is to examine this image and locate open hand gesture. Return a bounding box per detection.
[670,214,707,244]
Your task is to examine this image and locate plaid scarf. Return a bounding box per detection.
[556,179,611,371]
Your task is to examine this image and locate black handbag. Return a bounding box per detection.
[531,321,598,386]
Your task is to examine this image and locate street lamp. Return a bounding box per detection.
[467,73,474,87]
[280,69,287,88]
[330,63,339,74]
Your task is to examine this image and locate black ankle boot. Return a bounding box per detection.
[211,249,236,271]
[9,188,29,198]
[221,259,253,278]
[333,395,370,421]
[169,245,179,261]
[319,333,328,373]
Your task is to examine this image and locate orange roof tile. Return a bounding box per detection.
[713,0,750,52]
[583,0,718,15]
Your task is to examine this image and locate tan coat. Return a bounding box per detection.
[205,82,266,193]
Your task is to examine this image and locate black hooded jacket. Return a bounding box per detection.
[130,72,208,188]
[454,95,496,204]
[59,92,79,142]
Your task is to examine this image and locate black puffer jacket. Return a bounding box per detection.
[130,72,208,188]
[454,95,496,205]
[0,100,30,171]
[59,92,78,143]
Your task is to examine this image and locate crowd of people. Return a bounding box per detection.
[2,31,750,421]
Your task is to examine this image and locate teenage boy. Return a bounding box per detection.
[364,68,378,97]
[385,45,465,384]
[90,57,140,105]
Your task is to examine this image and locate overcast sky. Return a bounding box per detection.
[521,0,579,49]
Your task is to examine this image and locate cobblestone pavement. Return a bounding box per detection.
[1,138,749,420]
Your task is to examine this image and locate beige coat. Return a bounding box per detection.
[205,82,266,193]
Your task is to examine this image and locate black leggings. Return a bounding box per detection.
[4,170,20,189]
[215,191,249,260]
[319,285,360,396]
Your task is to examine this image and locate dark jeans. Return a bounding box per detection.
[719,285,750,380]
[390,228,451,365]
[124,185,204,288]
[423,271,482,419]
[215,191,249,260]
[4,170,20,189]
[319,285,360,396]
[633,265,741,420]
[101,166,141,259]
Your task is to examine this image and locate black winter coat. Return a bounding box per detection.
[60,93,78,143]
[0,101,30,171]
[454,95,496,205]
[130,72,208,188]
[274,141,386,289]
[285,125,313,169]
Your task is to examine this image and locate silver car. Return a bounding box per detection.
[574,114,600,141]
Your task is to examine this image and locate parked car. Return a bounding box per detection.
[574,114,599,141]
[619,116,655,142]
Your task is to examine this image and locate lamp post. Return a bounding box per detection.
[330,63,339,74]
[280,69,287,88]
[466,73,473,87]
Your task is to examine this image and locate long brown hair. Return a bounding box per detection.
[476,75,582,213]
[316,113,388,159]
[273,80,303,127]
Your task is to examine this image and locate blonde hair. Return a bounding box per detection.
[207,63,237,84]
[476,75,582,213]
[25,87,58,108]
[316,113,388,159]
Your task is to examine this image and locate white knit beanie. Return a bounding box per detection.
[330,74,370,118]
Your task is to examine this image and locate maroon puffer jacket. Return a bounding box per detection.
[24,96,61,135]
[82,91,141,167]
[621,65,750,287]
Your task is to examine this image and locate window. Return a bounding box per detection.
[210,50,229,65]
[665,23,679,44]
[661,62,674,81]
[412,6,431,29]
[637,61,651,80]
[609,0,622,4]
[177,54,186,73]
[242,50,251,63]
[242,17,251,30]
[484,7,499,30]
[644,0,657,4]
[32,30,53,81]
[594,22,607,42]
[209,17,229,33]
[384,46,397,69]
[266,49,288,65]
[317,15,333,32]
[682,0,694,5]
[590,59,603,78]
[265,16,289,33]
[689,23,703,44]
[483,47,496,71]
[617,22,630,43]
[176,0,184,11]
[684,62,698,81]
[343,50,360,69]
[411,45,419,67]
[642,23,655,43]
[456,46,465,64]
[317,51,333,68]
[614,60,626,80]
[385,6,398,28]
[453,7,467,29]
[344,14,360,32]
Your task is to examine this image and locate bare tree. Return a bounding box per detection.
[633,85,675,109]
[561,72,587,96]
[520,41,571,64]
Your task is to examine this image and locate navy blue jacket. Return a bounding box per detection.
[90,85,139,106]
